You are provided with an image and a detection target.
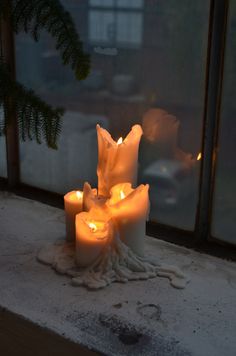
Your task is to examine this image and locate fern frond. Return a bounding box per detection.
[12,0,90,80]
[0,62,64,148]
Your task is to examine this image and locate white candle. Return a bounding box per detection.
[64,190,83,243]
[82,182,107,212]
[75,209,113,267]
[107,183,150,256]
[96,124,143,197]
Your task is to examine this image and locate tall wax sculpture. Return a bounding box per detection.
[96,124,143,197]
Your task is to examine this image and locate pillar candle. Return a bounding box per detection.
[96,124,143,197]
[75,208,113,267]
[107,183,150,256]
[64,190,83,243]
[83,182,107,212]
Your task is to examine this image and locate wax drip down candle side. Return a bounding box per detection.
[107,183,150,256]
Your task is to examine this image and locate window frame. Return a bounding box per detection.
[1,0,235,259]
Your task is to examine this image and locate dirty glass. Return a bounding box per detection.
[16,0,210,230]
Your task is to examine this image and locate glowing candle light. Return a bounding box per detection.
[76,191,83,199]
[75,209,114,267]
[64,190,83,243]
[117,137,123,145]
[107,183,150,256]
[197,152,202,161]
[96,124,143,197]
[88,222,97,232]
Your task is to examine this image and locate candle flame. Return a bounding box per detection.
[117,137,123,145]
[88,222,97,232]
[197,152,202,161]
[120,190,125,200]
[76,191,83,199]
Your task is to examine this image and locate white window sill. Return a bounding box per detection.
[0,192,235,356]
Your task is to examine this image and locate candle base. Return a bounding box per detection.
[37,237,189,290]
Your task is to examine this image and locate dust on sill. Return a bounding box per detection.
[0,191,236,356]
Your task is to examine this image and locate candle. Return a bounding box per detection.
[75,209,113,267]
[107,183,150,256]
[64,190,83,243]
[96,124,143,197]
[83,182,107,212]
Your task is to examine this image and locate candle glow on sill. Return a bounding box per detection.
[197,152,202,161]
[117,137,123,145]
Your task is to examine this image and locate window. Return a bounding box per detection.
[14,0,210,232]
[88,0,143,47]
[2,0,236,253]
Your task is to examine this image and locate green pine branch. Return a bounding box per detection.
[0,62,64,149]
[0,0,91,148]
[12,0,90,80]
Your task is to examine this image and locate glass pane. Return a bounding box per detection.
[117,0,143,9]
[211,1,236,244]
[90,0,114,7]
[16,0,210,230]
[89,10,115,44]
[19,112,106,193]
[0,109,7,178]
[116,12,143,46]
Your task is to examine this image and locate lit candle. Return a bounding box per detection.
[96,124,143,197]
[75,209,113,267]
[64,190,83,243]
[107,183,150,256]
[82,182,107,212]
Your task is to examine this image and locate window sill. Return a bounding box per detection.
[0,192,235,356]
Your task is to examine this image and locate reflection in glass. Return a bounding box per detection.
[88,1,143,47]
[211,1,236,244]
[16,0,210,230]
